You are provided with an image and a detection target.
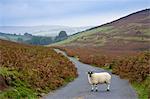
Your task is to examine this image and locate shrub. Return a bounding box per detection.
[112,52,150,82]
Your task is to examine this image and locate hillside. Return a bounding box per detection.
[0,32,54,45]
[53,9,150,56]
[0,39,77,98]
[51,9,150,99]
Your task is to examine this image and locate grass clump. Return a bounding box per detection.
[131,76,150,99]
[0,67,37,98]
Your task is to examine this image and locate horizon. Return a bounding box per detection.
[0,0,149,27]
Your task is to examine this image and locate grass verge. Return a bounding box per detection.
[131,77,150,99]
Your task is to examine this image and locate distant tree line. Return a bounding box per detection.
[25,36,53,45]
[0,31,68,45]
[25,31,68,45]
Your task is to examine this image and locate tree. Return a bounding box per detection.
[24,32,32,36]
[55,31,68,42]
[59,31,67,37]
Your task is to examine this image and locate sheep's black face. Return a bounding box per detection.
[88,71,93,77]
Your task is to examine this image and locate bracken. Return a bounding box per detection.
[0,39,77,98]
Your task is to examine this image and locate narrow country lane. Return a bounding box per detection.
[45,49,137,99]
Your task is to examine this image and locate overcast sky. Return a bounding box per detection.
[0,0,149,27]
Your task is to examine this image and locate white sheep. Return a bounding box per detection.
[88,71,111,92]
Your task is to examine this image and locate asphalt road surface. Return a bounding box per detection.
[45,49,137,99]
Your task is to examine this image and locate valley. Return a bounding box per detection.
[0,8,149,99]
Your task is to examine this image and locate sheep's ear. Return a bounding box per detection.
[87,71,90,74]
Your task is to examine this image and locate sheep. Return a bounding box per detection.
[87,71,111,92]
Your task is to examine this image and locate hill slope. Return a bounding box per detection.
[0,39,77,98]
[0,32,54,45]
[54,9,150,53]
[51,9,150,99]
[52,9,149,58]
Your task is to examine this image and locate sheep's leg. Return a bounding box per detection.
[91,84,94,92]
[95,84,98,92]
[106,83,110,91]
